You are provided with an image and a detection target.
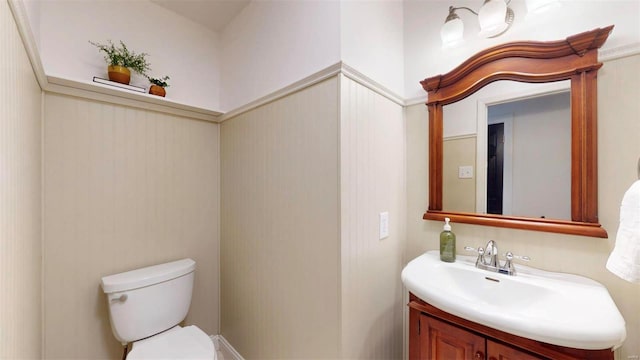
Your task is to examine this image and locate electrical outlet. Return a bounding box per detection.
[628,355,639,360]
[379,212,389,240]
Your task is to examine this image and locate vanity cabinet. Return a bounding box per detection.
[409,293,614,360]
[419,314,541,360]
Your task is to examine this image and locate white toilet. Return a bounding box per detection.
[101,258,216,359]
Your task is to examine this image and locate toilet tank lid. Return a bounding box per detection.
[101,258,195,294]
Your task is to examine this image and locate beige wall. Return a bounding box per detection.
[43,93,220,359]
[339,75,405,358]
[405,54,640,358]
[220,77,341,359]
[220,75,406,359]
[0,1,43,358]
[443,136,476,213]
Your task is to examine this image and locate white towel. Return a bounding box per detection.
[606,180,640,283]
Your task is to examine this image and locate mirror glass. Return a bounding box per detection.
[442,80,572,220]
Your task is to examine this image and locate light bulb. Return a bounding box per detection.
[441,16,464,47]
[478,0,509,38]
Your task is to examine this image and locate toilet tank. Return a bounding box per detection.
[101,259,196,344]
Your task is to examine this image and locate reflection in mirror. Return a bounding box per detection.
[442,81,571,220]
[486,92,570,219]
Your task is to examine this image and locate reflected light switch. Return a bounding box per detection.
[458,165,473,179]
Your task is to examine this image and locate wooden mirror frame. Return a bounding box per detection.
[421,26,614,238]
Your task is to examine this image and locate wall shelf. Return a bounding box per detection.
[46,76,223,122]
[92,77,146,93]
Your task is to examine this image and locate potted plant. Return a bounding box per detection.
[90,40,151,85]
[147,75,170,97]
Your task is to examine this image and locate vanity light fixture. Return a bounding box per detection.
[440,0,515,47]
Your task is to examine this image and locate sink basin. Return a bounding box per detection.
[401,251,626,350]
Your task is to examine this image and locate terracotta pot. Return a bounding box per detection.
[107,65,131,85]
[149,84,166,97]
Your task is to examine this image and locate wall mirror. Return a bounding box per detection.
[421,26,614,238]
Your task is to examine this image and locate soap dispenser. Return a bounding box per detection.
[439,217,456,262]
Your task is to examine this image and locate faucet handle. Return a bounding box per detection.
[502,251,531,275]
[505,251,531,262]
[464,246,485,255]
[465,246,484,267]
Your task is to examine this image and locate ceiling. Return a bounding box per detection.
[151,0,251,33]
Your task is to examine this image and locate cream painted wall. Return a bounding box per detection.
[405,54,640,358]
[36,0,221,111]
[220,0,406,112]
[339,75,405,358]
[43,93,220,359]
[220,0,341,111]
[0,1,42,358]
[21,0,640,109]
[443,136,476,213]
[502,94,571,219]
[340,1,404,98]
[220,77,341,359]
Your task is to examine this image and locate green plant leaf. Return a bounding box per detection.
[90,40,151,75]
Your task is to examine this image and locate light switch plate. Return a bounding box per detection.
[379,212,389,240]
[458,165,473,179]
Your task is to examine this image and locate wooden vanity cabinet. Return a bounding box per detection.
[409,293,614,360]
[418,314,542,360]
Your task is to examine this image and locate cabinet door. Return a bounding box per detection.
[422,314,486,360]
[487,340,547,360]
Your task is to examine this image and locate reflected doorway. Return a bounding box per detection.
[487,123,504,215]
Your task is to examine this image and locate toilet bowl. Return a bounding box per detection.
[101,259,216,359]
[127,325,215,360]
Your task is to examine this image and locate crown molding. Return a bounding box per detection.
[599,42,640,62]
[7,0,47,88]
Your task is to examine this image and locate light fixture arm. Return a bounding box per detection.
[448,5,479,17]
[449,0,513,18]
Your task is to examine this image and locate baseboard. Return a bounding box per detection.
[210,334,245,360]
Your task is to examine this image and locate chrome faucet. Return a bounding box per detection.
[465,240,530,276]
[483,240,499,268]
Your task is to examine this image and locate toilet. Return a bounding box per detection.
[101,258,216,359]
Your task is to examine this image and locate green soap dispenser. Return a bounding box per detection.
[439,217,456,262]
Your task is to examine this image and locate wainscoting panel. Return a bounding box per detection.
[0,1,43,358]
[43,94,220,359]
[220,77,341,359]
[339,75,405,359]
[0,1,42,359]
